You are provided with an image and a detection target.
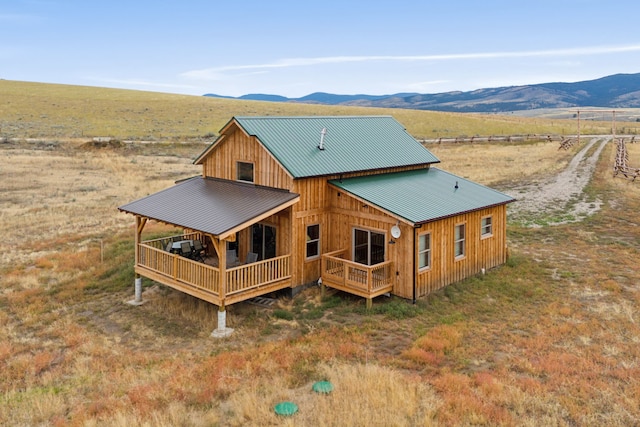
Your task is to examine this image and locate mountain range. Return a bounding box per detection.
[204,73,640,113]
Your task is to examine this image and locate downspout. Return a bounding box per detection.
[412,226,416,305]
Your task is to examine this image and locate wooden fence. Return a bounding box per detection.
[420,134,562,144]
[558,138,576,150]
[613,137,640,181]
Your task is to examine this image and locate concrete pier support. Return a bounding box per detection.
[211,304,233,338]
[127,274,145,306]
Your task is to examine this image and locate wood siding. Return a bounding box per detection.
[414,205,508,299]
[325,186,509,300]
[291,177,330,285]
[201,125,293,189]
[326,185,410,294]
[197,125,510,301]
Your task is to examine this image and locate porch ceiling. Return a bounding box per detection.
[118,176,299,238]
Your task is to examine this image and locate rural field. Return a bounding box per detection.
[2,82,640,426]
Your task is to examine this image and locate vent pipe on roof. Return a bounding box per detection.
[318,127,326,150]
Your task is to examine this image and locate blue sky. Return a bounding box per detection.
[2,0,639,97]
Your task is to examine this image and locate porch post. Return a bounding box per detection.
[135,274,142,302]
[127,274,145,306]
[127,216,145,306]
[211,302,233,338]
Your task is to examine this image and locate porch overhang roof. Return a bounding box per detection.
[118,177,299,240]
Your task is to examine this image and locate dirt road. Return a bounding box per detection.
[504,136,610,226]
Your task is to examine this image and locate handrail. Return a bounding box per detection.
[137,243,219,294]
[322,251,393,294]
[226,255,291,296]
[137,243,291,299]
[142,232,204,250]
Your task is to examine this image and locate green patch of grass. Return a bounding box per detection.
[320,294,344,309]
[273,309,294,321]
[299,305,325,320]
[86,263,134,294]
[366,297,423,319]
[84,237,135,294]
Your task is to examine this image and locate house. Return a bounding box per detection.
[118,116,514,336]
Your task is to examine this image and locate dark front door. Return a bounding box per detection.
[252,223,276,261]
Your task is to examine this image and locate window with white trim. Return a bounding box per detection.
[481,216,493,238]
[306,224,320,259]
[454,223,466,259]
[418,232,431,270]
[237,161,254,182]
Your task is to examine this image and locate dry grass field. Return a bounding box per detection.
[2,80,633,140]
[2,82,640,426]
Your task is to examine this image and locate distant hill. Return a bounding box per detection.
[204,73,640,113]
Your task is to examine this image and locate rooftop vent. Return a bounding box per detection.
[318,127,327,150]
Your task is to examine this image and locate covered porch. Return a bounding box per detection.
[118,176,299,336]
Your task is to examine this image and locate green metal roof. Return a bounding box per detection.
[329,168,515,224]
[231,116,440,178]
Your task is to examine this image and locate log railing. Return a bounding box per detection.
[321,249,393,296]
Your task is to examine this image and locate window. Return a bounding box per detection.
[418,232,431,270]
[237,161,254,182]
[306,224,320,259]
[251,223,276,260]
[481,216,493,238]
[454,223,466,259]
[353,228,385,266]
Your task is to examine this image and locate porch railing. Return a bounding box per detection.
[321,249,394,297]
[137,237,291,303]
[137,243,220,295]
[226,255,290,296]
[142,232,204,251]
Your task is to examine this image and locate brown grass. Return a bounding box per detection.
[2,96,640,425]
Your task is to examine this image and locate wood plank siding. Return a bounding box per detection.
[200,124,293,189]
[413,205,508,298]
[325,185,508,300]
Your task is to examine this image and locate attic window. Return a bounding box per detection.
[237,161,254,183]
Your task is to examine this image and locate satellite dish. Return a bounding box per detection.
[391,225,401,239]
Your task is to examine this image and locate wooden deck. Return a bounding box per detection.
[320,249,394,300]
[136,234,292,306]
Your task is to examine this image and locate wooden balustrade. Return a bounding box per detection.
[141,232,204,250]
[226,255,291,296]
[137,244,219,294]
[321,249,393,298]
[136,243,291,304]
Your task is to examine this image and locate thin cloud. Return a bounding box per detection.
[182,44,640,81]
